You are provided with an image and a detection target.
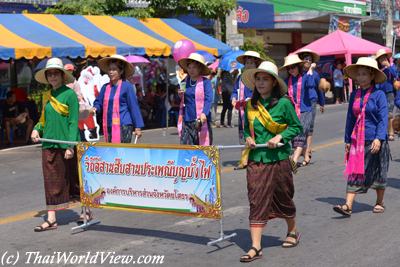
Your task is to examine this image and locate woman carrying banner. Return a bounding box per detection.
[31,58,80,232]
[333,57,389,217]
[231,51,263,169]
[91,55,144,143]
[177,53,213,145]
[296,49,325,166]
[281,54,313,166]
[375,49,397,141]
[239,61,302,262]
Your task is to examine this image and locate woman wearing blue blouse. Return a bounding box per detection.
[92,55,144,143]
[333,57,390,217]
[232,51,263,169]
[177,53,213,146]
[296,49,325,166]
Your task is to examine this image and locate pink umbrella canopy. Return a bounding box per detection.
[125,55,150,64]
[295,30,390,56]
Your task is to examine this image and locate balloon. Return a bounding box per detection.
[173,39,196,62]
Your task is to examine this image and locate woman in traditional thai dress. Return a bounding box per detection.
[92,55,144,143]
[333,57,389,216]
[296,49,325,166]
[231,51,263,169]
[281,54,314,166]
[31,58,80,232]
[239,61,302,262]
[177,53,213,145]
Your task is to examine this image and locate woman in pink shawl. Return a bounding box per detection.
[177,53,213,146]
[333,57,390,217]
[92,55,144,143]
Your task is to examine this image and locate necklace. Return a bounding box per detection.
[189,78,197,87]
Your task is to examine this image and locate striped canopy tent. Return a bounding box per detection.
[0,14,231,60]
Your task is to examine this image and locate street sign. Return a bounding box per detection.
[227,33,244,47]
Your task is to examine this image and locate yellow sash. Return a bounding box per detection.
[38,90,69,128]
[240,101,287,166]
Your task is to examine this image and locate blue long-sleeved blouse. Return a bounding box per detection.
[344,87,388,143]
[183,77,213,122]
[93,81,144,128]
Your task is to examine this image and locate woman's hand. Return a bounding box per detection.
[200,113,207,123]
[231,99,237,108]
[345,143,351,153]
[31,130,40,143]
[246,137,256,149]
[320,106,325,113]
[370,139,381,154]
[64,148,74,160]
[134,128,142,138]
[267,134,282,149]
[89,107,97,115]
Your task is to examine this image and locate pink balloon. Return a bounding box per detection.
[173,39,196,62]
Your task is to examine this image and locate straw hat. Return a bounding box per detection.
[98,54,134,77]
[178,53,211,76]
[35,57,75,84]
[280,54,303,70]
[236,51,264,65]
[343,57,387,84]
[318,78,331,93]
[374,48,392,61]
[241,61,287,96]
[296,48,320,63]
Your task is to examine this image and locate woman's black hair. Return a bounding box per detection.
[250,73,282,110]
[109,59,126,80]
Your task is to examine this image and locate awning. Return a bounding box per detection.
[0,14,231,60]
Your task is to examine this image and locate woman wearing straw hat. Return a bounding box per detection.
[281,54,315,166]
[239,61,302,262]
[91,55,144,143]
[177,53,213,145]
[232,51,263,169]
[333,57,390,217]
[375,48,397,141]
[30,57,80,232]
[296,49,325,166]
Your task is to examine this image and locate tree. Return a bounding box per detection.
[46,0,235,20]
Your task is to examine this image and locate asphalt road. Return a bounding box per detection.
[1,104,400,267]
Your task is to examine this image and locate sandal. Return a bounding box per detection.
[302,153,312,166]
[34,220,57,232]
[234,164,247,170]
[333,204,352,217]
[282,232,301,248]
[373,203,385,213]
[388,135,395,141]
[76,211,93,225]
[239,246,262,263]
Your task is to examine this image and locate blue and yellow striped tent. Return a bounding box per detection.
[0,14,231,60]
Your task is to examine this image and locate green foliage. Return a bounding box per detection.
[46,0,235,20]
[241,39,275,63]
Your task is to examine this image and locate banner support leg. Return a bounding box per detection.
[207,147,237,246]
[70,205,101,233]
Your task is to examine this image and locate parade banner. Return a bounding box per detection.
[77,143,222,219]
[329,15,361,37]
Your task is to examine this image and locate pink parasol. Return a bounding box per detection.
[208,59,219,72]
[125,55,150,64]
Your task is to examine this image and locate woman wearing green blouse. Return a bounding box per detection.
[239,61,303,263]
[31,58,80,232]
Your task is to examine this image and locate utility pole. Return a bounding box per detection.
[385,0,394,48]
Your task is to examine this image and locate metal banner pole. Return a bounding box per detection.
[207,143,283,245]
[207,146,237,246]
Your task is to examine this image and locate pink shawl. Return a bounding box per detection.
[344,87,372,182]
[288,75,302,118]
[103,81,122,143]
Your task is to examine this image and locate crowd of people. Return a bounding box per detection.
[1,47,398,263]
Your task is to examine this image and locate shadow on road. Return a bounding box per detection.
[227,229,282,252]
[221,161,239,167]
[315,197,373,214]
[387,178,400,190]
[86,224,212,245]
